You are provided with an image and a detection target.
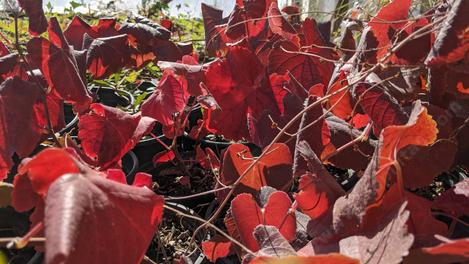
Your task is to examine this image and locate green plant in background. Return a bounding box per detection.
[140,0,170,17]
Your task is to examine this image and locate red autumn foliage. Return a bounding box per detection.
[1,0,469,263]
[78,103,154,169]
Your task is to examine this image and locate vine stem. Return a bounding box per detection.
[163,204,255,255]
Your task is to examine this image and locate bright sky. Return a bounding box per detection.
[46,0,291,17]
[46,0,237,17]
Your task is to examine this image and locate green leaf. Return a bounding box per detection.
[134,92,148,108]
[69,0,82,9]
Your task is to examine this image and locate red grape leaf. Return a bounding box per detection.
[27,25,92,112]
[17,0,48,36]
[86,34,130,79]
[17,148,81,197]
[426,0,469,66]
[295,171,342,220]
[353,82,408,135]
[78,103,155,169]
[218,143,292,199]
[301,18,327,47]
[339,202,414,264]
[11,148,84,228]
[204,46,278,140]
[267,2,298,43]
[325,71,354,120]
[321,115,376,171]
[201,3,228,56]
[64,16,120,50]
[158,57,205,96]
[231,191,296,251]
[202,235,235,262]
[45,172,164,264]
[141,70,189,127]
[333,101,438,235]
[0,77,43,180]
[268,40,334,92]
[366,0,412,63]
[118,21,170,53]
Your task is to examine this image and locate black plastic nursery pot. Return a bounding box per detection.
[146,202,210,264]
[122,150,139,184]
[90,86,135,109]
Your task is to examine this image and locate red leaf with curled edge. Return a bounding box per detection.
[201,3,228,56]
[27,37,92,111]
[11,148,83,230]
[405,238,469,264]
[64,16,120,50]
[325,71,354,120]
[0,77,43,180]
[78,103,155,169]
[27,19,92,112]
[425,0,469,105]
[231,191,296,252]
[301,18,327,47]
[321,115,376,172]
[352,82,408,136]
[141,70,189,127]
[45,172,164,264]
[17,0,48,36]
[158,56,206,96]
[15,148,81,198]
[267,2,298,43]
[202,235,236,262]
[433,178,469,218]
[268,40,334,92]
[339,202,414,264]
[203,46,279,140]
[426,0,469,66]
[391,18,432,65]
[118,21,170,53]
[86,34,130,79]
[332,102,438,237]
[217,143,292,201]
[295,169,343,220]
[365,0,411,63]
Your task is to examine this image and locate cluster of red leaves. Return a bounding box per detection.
[0,0,468,263]
[197,0,469,263]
